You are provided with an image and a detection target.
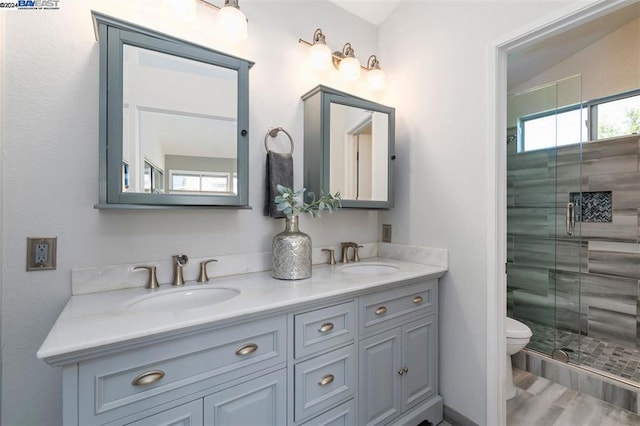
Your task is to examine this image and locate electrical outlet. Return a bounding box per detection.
[27,237,57,271]
[382,224,392,243]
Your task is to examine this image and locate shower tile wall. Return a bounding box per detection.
[507,135,640,354]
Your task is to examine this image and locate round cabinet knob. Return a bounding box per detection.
[131,370,165,386]
[235,343,258,356]
[375,306,387,316]
[398,368,405,376]
[241,129,248,136]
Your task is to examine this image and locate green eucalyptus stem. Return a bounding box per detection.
[274,185,342,219]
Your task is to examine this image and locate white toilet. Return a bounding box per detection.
[505,317,532,399]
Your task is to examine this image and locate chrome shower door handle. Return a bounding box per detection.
[566,202,575,236]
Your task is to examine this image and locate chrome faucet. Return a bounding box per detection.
[172,254,189,286]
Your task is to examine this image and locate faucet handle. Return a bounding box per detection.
[352,244,363,262]
[198,259,218,283]
[134,265,159,289]
[321,249,336,265]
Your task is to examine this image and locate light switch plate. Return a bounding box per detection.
[27,237,57,271]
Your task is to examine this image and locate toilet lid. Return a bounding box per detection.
[506,317,532,338]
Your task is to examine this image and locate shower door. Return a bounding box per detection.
[507,75,584,363]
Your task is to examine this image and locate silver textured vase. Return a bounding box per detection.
[272,215,312,280]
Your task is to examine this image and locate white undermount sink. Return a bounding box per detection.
[126,287,240,313]
[340,263,400,275]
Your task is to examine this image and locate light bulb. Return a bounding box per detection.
[367,68,386,91]
[309,42,332,70]
[217,5,248,42]
[339,56,361,81]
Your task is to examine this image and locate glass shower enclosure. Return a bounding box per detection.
[507,75,584,364]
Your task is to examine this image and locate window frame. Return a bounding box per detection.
[518,87,640,152]
[586,88,640,141]
[518,103,587,152]
[168,169,234,195]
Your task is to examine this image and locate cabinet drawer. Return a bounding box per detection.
[79,315,286,425]
[294,345,356,422]
[294,301,355,358]
[300,398,356,426]
[359,281,435,336]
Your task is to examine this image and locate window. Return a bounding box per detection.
[143,161,164,193]
[169,170,235,194]
[519,89,640,152]
[520,106,587,152]
[590,91,640,140]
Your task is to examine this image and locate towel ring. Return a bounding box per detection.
[264,127,294,155]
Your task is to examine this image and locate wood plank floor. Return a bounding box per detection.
[508,368,640,425]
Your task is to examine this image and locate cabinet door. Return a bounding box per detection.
[401,316,437,411]
[203,369,286,426]
[125,400,203,426]
[358,327,401,426]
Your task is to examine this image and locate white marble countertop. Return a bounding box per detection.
[38,257,447,365]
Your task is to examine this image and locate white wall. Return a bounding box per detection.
[1,2,381,424]
[378,1,573,424]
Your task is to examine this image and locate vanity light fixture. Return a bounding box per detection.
[366,55,386,91]
[307,29,332,70]
[200,0,248,42]
[298,31,386,90]
[334,43,361,81]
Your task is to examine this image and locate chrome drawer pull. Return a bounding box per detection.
[375,306,387,315]
[131,370,165,386]
[318,374,335,386]
[235,343,258,356]
[413,296,424,304]
[318,322,335,333]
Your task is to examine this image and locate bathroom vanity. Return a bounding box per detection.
[39,258,446,426]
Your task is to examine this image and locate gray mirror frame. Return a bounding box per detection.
[302,85,395,209]
[92,11,253,208]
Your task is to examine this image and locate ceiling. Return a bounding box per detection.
[329,0,402,26]
[328,1,638,93]
[507,2,640,92]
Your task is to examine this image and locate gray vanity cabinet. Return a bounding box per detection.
[55,277,441,426]
[358,281,439,426]
[70,314,287,426]
[290,301,358,425]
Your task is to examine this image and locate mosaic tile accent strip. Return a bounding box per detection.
[569,191,613,222]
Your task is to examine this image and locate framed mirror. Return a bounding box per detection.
[303,86,395,209]
[93,12,253,208]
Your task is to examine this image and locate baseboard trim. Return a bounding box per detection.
[443,405,478,426]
